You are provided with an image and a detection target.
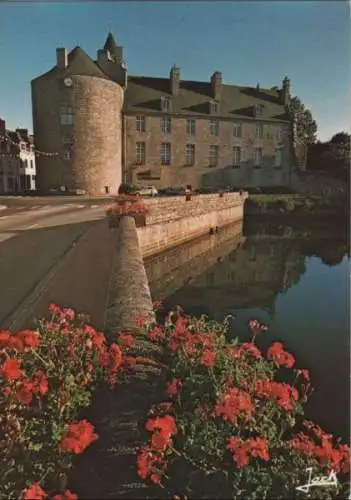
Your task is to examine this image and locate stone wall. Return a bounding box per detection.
[144,192,246,225]
[125,114,292,189]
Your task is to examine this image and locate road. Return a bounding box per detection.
[0,201,111,330]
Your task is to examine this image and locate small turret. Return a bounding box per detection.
[281,76,291,106]
[170,64,180,95]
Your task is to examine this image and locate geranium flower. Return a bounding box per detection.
[16,380,34,404]
[23,482,46,499]
[17,330,40,348]
[1,358,22,380]
[60,420,98,454]
[267,342,295,368]
[166,378,182,397]
[118,334,134,348]
[297,368,310,381]
[200,349,216,368]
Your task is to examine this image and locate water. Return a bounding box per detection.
[145,217,350,442]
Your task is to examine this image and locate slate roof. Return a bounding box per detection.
[103,32,120,58]
[124,76,289,122]
[32,46,110,82]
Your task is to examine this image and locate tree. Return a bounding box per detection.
[288,96,318,144]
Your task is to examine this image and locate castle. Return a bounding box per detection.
[31,33,298,195]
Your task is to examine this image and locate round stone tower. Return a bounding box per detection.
[31,37,125,195]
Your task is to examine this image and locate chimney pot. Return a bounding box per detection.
[56,48,68,69]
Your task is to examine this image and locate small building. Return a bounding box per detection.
[0,118,36,193]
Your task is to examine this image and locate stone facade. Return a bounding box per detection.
[126,115,292,189]
[31,33,296,194]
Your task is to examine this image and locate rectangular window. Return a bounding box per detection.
[161,96,171,112]
[255,105,263,117]
[208,145,219,167]
[20,143,26,150]
[136,116,146,132]
[185,144,195,166]
[232,147,241,167]
[62,135,74,145]
[186,119,196,136]
[255,123,263,138]
[276,126,283,141]
[161,117,172,134]
[63,150,72,160]
[210,120,219,136]
[275,148,283,167]
[30,160,33,168]
[210,101,219,114]
[161,142,171,165]
[233,123,242,138]
[60,106,74,125]
[136,141,146,165]
[254,147,263,166]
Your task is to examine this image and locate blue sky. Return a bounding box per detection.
[0,1,349,141]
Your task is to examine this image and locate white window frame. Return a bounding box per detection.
[136,115,146,132]
[185,144,195,166]
[208,145,219,167]
[186,119,196,136]
[60,106,74,125]
[210,120,219,136]
[254,147,263,166]
[255,123,263,138]
[233,123,242,138]
[161,117,172,134]
[210,100,219,114]
[136,141,146,165]
[63,150,72,160]
[161,142,171,165]
[232,147,241,167]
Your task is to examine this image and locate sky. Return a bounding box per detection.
[0,0,349,142]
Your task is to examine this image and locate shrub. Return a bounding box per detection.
[136,307,350,499]
[106,199,150,216]
[0,305,128,500]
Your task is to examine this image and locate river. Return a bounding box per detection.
[145,217,350,442]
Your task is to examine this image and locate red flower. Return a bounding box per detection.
[2,358,22,381]
[152,299,164,311]
[215,387,254,425]
[135,315,147,326]
[60,420,98,454]
[267,342,295,368]
[227,343,262,360]
[0,330,10,346]
[146,415,177,437]
[7,335,24,352]
[200,349,216,368]
[255,379,298,411]
[63,308,75,321]
[16,380,34,404]
[53,490,77,500]
[17,330,40,348]
[23,482,46,499]
[297,369,310,381]
[48,303,62,315]
[148,327,164,342]
[166,378,182,397]
[151,431,170,451]
[227,436,269,468]
[118,334,134,348]
[249,320,268,335]
[137,445,165,481]
[32,370,49,395]
[85,326,105,350]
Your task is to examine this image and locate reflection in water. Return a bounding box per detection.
[146,219,350,441]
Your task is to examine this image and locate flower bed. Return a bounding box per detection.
[0,305,131,500]
[106,197,150,228]
[136,307,350,499]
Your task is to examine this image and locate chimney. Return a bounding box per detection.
[211,71,222,100]
[281,76,291,106]
[56,48,68,69]
[170,64,180,95]
[0,118,5,136]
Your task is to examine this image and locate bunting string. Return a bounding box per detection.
[0,134,59,157]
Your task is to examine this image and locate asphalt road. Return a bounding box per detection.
[0,202,109,329]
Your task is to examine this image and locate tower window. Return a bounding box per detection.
[233,123,242,138]
[186,119,196,136]
[136,116,146,132]
[60,106,74,125]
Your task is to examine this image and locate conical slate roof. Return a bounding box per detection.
[32,46,109,82]
[103,32,119,56]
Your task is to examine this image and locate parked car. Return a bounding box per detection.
[136,185,158,197]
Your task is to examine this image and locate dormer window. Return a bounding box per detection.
[254,104,264,118]
[161,96,172,112]
[209,100,219,114]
